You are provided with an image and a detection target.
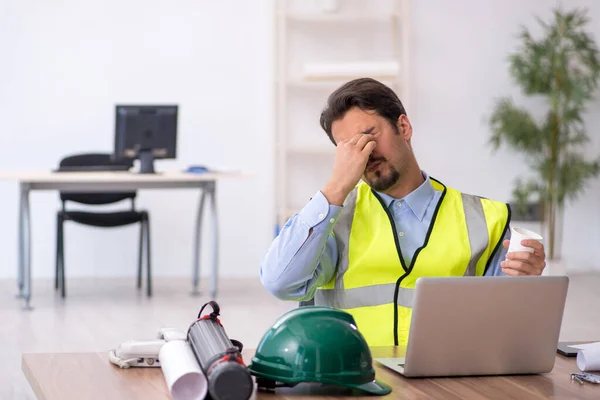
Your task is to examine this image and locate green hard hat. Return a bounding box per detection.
[248,306,391,396]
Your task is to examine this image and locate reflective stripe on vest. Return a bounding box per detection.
[317,284,414,309]
[461,192,489,277]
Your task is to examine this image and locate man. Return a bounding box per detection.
[260,78,546,347]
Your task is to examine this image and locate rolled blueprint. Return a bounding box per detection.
[159,340,208,400]
[571,342,600,372]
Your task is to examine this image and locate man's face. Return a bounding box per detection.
[330,107,412,192]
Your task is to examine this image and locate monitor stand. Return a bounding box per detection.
[138,150,156,174]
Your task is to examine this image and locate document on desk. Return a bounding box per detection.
[570,342,600,372]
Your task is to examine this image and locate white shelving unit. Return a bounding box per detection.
[274,0,411,232]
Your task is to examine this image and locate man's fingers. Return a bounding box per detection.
[501,260,533,275]
[501,259,542,275]
[521,240,544,256]
[362,140,377,154]
[502,239,545,257]
[348,134,365,145]
[521,239,543,249]
[505,251,546,274]
[501,266,527,276]
[505,251,543,265]
[355,134,376,149]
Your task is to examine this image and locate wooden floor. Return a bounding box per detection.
[2,273,600,399]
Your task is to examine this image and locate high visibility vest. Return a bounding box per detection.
[314,178,510,347]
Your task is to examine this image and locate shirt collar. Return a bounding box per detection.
[375,171,435,221]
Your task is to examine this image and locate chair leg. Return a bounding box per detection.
[137,219,144,290]
[59,217,66,298]
[145,215,152,297]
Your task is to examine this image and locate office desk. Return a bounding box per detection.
[0,170,248,309]
[22,347,598,399]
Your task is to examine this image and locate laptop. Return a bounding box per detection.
[375,276,569,378]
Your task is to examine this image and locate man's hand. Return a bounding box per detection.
[321,134,377,206]
[500,240,546,276]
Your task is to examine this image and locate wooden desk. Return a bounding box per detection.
[22,347,599,399]
[0,170,248,309]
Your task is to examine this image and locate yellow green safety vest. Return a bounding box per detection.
[314,178,510,347]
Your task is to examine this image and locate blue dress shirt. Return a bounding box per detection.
[260,172,510,301]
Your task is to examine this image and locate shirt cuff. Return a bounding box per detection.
[297,190,343,230]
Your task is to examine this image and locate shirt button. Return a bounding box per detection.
[318,213,324,220]
[399,232,405,237]
[329,218,335,223]
[396,202,402,207]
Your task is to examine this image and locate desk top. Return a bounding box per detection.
[22,347,598,400]
[0,170,249,183]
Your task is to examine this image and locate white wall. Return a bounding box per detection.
[0,0,598,282]
[0,0,275,279]
[409,0,600,271]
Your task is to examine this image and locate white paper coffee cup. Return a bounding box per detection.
[159,340,207,400]
[508,227,543,254]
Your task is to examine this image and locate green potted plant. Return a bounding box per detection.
[488,6,600,260]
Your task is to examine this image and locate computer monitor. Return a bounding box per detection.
[114,105,178,173]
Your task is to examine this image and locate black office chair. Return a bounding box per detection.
[55,153,152,298]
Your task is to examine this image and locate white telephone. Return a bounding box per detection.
[108,327,187,369]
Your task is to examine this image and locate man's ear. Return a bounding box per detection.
[397,114,412,141]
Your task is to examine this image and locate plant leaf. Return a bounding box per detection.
[556,153,600,204]
[488,98,544,153]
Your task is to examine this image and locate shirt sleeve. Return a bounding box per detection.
[485,227,511,276]
[259,191,342,301]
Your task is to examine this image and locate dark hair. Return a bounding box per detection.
[319,78,407,145]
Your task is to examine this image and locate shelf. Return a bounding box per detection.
[283,13,400,23]
[285,79,349,89]
[301,61,401,82]
[284,78,401,90]
[274,0,410,230]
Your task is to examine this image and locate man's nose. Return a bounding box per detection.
[370,150,383,159]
